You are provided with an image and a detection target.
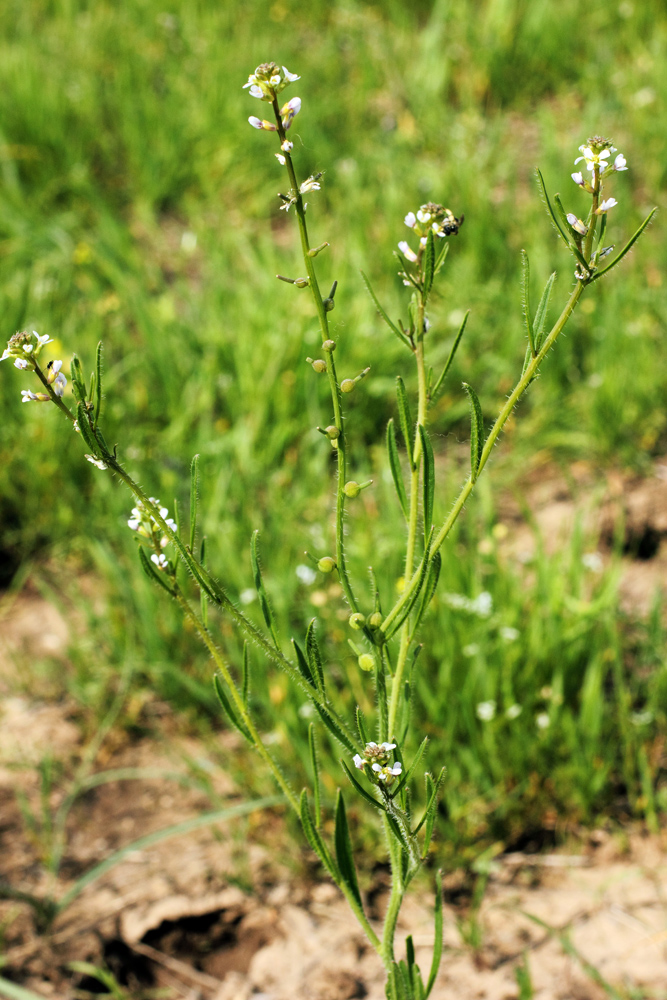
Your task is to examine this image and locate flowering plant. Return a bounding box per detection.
[2,61,655,998]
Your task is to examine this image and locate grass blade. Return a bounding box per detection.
[462,383,484,482]
[360,270,412,348]
[387,418,409,519]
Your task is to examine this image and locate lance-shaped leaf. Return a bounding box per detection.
[434,238,450,275]
[423,229,436,295]
[430,309,469,402]
[390,736,428,800]
[241,642,250,707]
[396,376,415,468]
[93,341,103,427]
[305,618,325,695]
[299,789,338,879]
[213,674,252,744]
[356,705,369,745]
[138,546,176,598]
[536,168,571,249]
[334,789,363,908]
[291,638,314,688]
[76,401,100,455]
[384,532,434,641]
[411,552,441,636]
[553,193,590,271]
[200,535,208,626]
[419,425,435,542]
[375,655,389,741]
[250,530,280,648]
[387,419,408,519]
[360,270,412,348]
[533,271,556,352]
[462,383,484,482]
[591,207,657,283]
[70,353,87,404]
[189,454,200,553]
[315,702,358,754]
[413,767,446,836]
[425,870,444,997]
[308,723,321,827]
[520,250,536,357]
[341,759,385,812]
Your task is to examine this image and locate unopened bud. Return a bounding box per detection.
[358,653,375,672]
[311,359,327,373]
[349,613,366,630]
[341,379,355,393]
[308,242,330,258]
[317,556,336,573]
[368,612,383,629]
[322,339,336,352]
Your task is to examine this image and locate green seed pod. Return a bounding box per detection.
[340,379,355,393]
[349,612,366,630]
[368,612,383,629]
[325,425,340,440]
[294,277,310,288]
[358,653,375,672]
[311,359,327,373]
[323,297,335,313]
[317,556,336,573]
[322,339,336,352]
[343,481,361,498]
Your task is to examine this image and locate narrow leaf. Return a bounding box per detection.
[406,935,416,971]
[241,642,249,707]
[384,533,434,641]
[250,530,280,648]
[423,767,446,850]
[292,638,315,687]
[425,870,444,997]
[305,618,326,695]
[462,383,484,482]
[387,419,409,520]
[360,270,412,348]
[356,705,369,745]
[396,376,415,469]
[308,723,321,827]
[430,310,469,401]
[138,546,176,597]
[76,401,99,455]
[533,272,557,352]
[213,674,252,743]
[536,168,571,247]
[341,759,385,811]
[520,250,535,356]
[299,789,338,879]
[315,702,358,754]
[411,551,441,636]
[200,535,208,626]
[94,341,103,427]
[390,737,428,800]
[189,453,199,553]
[591,207,657,282]
[418,425,435,541]
[413,767,446,835]
[434,237,450,274]
[334,790,363,907]
[423,229,436,295]
[69,354,87,404]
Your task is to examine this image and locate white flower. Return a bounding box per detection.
[270,74,281,87]
[582,552,603,573]
[571,171,585,187]
[280,97,301,129]
[281,139,293,152]
[379,742,396,752]
[248,85,264,99]
[282,66,300,83]
[536,712,550,729]
[85,454,108,470]
[476,700,496,721]
[500,626,519,642]
[248,116,277,131]
[404,211,416,228]
[14,358,28,369]
[53,372,67,397]
[275,153,286,165]
[631,710,653,726]
[296,563,317,585]
[353,754,365,770]
[566,213,588,236]
[151,553,168,570]
[300,176,321,194]
[612,153,627,171]
[416,208,431,223]
[35,332,53,349]
[372,762,402,782]
[505,704,522,720]
[575,145,612,172]
[398,241,418,263]
[239,588,256,605]
[596,198,617,214]
[21,389,49,402]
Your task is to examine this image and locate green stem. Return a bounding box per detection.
[381,280,585,636]
[381,814,404,968]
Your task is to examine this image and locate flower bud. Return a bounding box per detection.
[311,359,327,373]
[349,613,366,630]
[317,556,336,573]
[340,379,355,393]
[358,653,375,672]
[322,339,336,352]
[368,612,383,629]
[344,481,361,498]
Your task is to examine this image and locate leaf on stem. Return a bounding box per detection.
[138,546,176,598]
[241,642,250,707]
[334,790,363,908]
[291,638,315,688]
[418,425,435,543]
[536,169,572,249]
[213,674,252,743]
[533,272,556,353]
[356,705,369,745]
[314,702,358,754]
[387,419,409,520]
[413,767,446,837]
[411,552,441,636]
[360,270,412,349]
[425,870,444,997]
[308,723,321,827]
[70,354,87,405]
[93,341,103,427]
[462,383,484,482]
[299,789,338,879]
[390,736,429,800]
[189,454,199,553]
[305,618,326,695]
[396,376,416,469]
[520,251,535,356]
[384,532,434,641]
[340,759,385,811]
[591,207,657,282]
[250,530,280,648]
[430,310,469,403]
[423,230,436,295]
[76,401,99,455]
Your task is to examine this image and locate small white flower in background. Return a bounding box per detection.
[476,700,496,722]
[500,626,520,642]
[536,712,550,729]
[444,591,493,617]
[296,564,317,585]
[239,588,257,605]
[612,153,627,171]
[404,211,416,228]
[596,198,617,214]
[398,241,418,263]
[151,553,168,570]
[505,704,522,720]
[631,710,653,726]
[463,643,479,658]
[21,389,50,403]
[582,552,604,573]
[180,231,197,253]
[85,455,108,470]
[566,213,588,236]
[298,702,315,719]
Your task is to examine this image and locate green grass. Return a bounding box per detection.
[1,0,666,865]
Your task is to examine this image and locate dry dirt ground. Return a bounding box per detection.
[1,464,667,1000]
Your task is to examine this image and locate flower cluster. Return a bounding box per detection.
[398,203,463,263]
[2,330,67,402]
[127,498,177,570]
[353,741,403,785]
[571,136,627,197]
[244,62,302,134]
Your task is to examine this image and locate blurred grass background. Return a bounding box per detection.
[0,0,666,867]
